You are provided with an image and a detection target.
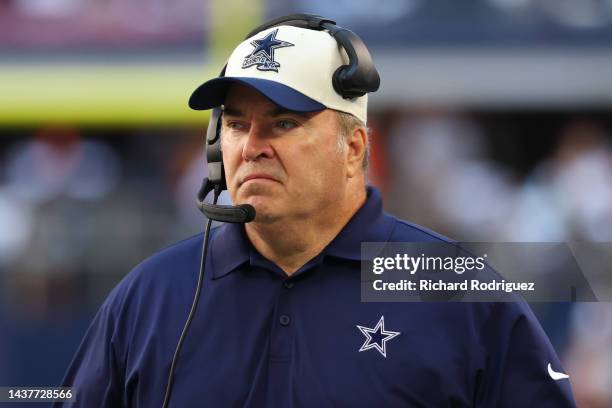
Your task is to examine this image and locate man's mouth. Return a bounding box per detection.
[241,173,279,185]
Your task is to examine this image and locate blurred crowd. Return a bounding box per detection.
[385,114,612,242]
[0,112,611,406]
[0,126,217,386]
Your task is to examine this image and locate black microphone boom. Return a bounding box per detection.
[197,178,256,223]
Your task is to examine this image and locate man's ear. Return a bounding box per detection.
[346,126,367,178]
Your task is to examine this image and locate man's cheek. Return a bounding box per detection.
[220,151,236,180]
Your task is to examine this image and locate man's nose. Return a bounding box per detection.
[242,124,274,162]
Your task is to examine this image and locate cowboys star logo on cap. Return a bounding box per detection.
[242,29,294,72]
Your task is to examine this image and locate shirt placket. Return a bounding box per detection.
[266,276,296,407]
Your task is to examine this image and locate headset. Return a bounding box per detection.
[162,13,379,408]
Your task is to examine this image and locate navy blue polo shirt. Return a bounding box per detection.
[56,187,576,407]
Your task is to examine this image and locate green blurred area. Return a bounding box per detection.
[0,0,263,126]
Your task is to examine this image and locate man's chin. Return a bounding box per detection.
[232,183,283,222]
[238,196,280,224]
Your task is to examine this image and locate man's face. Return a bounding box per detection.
[220,84,349,223]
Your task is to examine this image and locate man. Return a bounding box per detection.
[56,16,576,407]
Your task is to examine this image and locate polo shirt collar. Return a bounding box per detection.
[210,222,251,279]
[210,186,396,279]
[323,186,396,260]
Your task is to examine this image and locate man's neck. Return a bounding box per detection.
[245,186,367,276]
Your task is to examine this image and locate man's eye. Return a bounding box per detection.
[277,120,297,129]
[226,121,245,130]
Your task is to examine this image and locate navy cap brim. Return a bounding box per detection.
[189,77,326,112]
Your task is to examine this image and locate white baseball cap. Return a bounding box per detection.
[189,25,369,123]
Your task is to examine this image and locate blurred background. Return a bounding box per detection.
[1,0,612,406]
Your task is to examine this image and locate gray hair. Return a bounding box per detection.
[335,111,370,170]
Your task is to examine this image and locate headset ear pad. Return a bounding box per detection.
[327,26,380,99]
[332,57,380,99]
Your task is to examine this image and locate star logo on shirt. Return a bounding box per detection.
[356,315,401,358]
[242,29,294,72]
